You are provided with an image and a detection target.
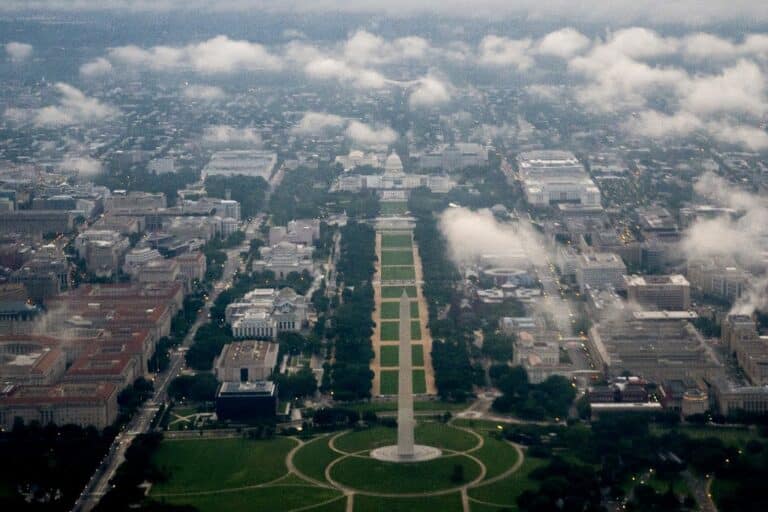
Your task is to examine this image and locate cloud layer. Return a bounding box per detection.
[5,42,32,61]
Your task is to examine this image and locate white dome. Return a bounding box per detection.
[384,152,404,174]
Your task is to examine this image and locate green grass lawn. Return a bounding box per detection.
[381,266,416,281]
[380,320,421,340]
[380,300,419,319]
[379,344,425,367]
[331,454,481,493]
[345,400,468,415]
[381,233,412,248]
[381,286,417,298]
[150,437,295,494]
[381,251,414,266]
[380,369,426,395]
[469,433,520,480]
[160,485,344,512]
[354,493,463,512]
[379,202,409,216]
[334,423,479,454]
[293,435,339,483]
[467,456,547,506]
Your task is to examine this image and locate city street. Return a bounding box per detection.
[72,223,256,512]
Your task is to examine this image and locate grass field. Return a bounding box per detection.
[293,435,339,483]
[380,369,427,395]
[380,300,419,319]
[380,320,421,340]
[354,493,463,512]
[344,401,468,414]
[380,202,408,216]
[331,454,482,493]
[379,344,424,367]
[381,286,418,298]
[381,266,416,281]
[469,433,520,480]
[381,233,412,248]
[380,251,414,266]
[160,485,344,512]
[150,437,295,494]
[334,424,479,454]
[467,456,547,506]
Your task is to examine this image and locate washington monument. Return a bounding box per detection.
[371,288,440,463]
[397,289,415,457]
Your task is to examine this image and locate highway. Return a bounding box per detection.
[72,223,257,512]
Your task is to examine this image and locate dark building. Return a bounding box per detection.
[215,380,277,421]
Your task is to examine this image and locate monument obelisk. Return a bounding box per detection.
[397,290,415,458]
[371,288,440,463]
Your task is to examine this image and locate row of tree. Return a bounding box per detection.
[409,194,478,401]
[329,222,376,401]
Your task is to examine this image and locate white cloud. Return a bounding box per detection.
[680,60,767,117]
[624,110,703,138]
[408,76,452,108]
[5,42,32,61]
[343,30,429,65]
[345,121,397,148]
[682,33,768,61]
[11,83,119,127]
[291,111,346,135]
[106,35,282,74]
[202,125,262,146]
[60,156,103,176]
[706,121,768,151]
[536,28,590,59]
[187,35,283,73]
[599,27,678,59]
[570,55,686,110]
[80,57,113,77]
[182,84,226,101]
[304,57,389,89]
[478,35,533,70]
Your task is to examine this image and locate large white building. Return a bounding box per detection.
[203,150,278,181]
[253,241,314,279]
[225,288,309,339]
[415,143,489,172]
[517,150,601,207]
[269,219,321,246]
[214,340,279,382]
[332,152,455,195]
[335,150,385,172]
[625,274,691,311]
[576,252,627,292]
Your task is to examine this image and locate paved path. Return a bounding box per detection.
[412,240,437,394]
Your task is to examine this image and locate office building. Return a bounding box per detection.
[203,150,277,180]
[214,340,279,383]
[253,241,314,279]
[576,252,627,292]
[517,151,601,207]
[215,381,277,420]
[0,382,119,429]
[625,274,691,311]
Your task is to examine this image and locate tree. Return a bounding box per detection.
[168,374,219,402]
[275,366,317,400]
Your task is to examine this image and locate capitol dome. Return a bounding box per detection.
[384,151,404,175]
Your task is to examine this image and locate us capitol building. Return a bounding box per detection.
[331,152,455,196]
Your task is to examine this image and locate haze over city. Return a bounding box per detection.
[0,2,767,512]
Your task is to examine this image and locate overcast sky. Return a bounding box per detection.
[1,1,767,26]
